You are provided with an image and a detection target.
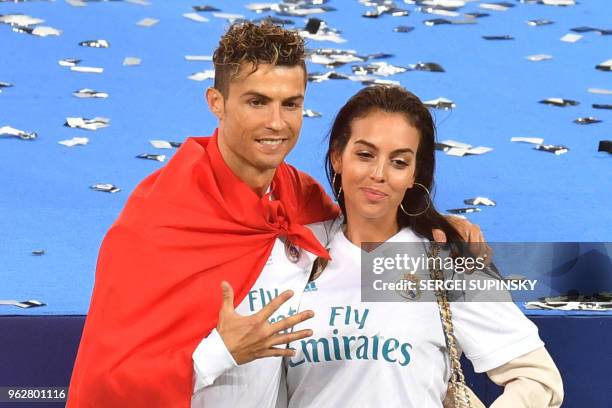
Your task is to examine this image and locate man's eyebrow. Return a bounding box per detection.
[354,139,415,155]
[283,95,304,102]
[241,91,271,100]
[240,92,304,102]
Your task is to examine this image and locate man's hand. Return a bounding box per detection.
[432,216,493,265]
[216,281,314,365]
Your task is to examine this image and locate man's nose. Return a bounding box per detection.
[265,104,285,132]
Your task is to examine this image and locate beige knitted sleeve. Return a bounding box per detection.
[487,347,564,408]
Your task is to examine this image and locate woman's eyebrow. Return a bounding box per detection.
[354,140,414,155]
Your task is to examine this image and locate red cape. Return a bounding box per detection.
[67,131,339,407]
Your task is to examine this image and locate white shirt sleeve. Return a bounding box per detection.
[192,328,238,392]
[450,301,544,373]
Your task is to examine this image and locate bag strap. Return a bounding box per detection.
[429,243,473,408]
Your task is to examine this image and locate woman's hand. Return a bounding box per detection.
[433,216,493,265]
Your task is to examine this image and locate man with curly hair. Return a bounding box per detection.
[67,22,486,408]
[67,22,337,408]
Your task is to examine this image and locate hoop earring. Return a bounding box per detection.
[400,182,431,217]
[332,172,342,198]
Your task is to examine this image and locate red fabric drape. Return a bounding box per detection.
[67,130,339,407]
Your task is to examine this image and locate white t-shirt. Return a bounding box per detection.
[286,225,544,408]
[191,220,338,408]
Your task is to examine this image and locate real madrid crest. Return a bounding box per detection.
[284,240,301,263]
[396,272,422,301]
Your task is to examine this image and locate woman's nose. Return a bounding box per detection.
[369,160,386,182]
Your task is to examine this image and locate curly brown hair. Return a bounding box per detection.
[213,22,307,97]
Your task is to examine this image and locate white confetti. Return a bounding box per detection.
[65,117,110,131]
[479,3,511,11]
[423,97,456,110]
[123,57,142,66]
[300,30,346,44]
[587,88,612,95]
[464,197,496,206]
[79,39,110,48]
[0,126,37,140]
[420,7,460,17]
[91,184,120,193]
[353,62,408,77]
[439,139,472,149]
[511,137,545,145]
[70,66,104,74]
[541,0,575,5]
[421,0,466,7]
[31,26,63,37]
[183,13,210,23]
[438,140,493,156]
[596,59,612,71]
[0,299,46,308]
[137,18,159,27]
[0,14,44,26]
[65,0,86,7]
[188,70,215,81]
[535,144,569,155]
[137,153,166,162]
[212,12,245,22]
[560,33,582,43]
[525,54,553,62]
[59,58,81,67]
[126,0,151,5]
[185,55,213,61]
[73,88,109,98]
[150,140,174,149]
[303,109,322,118]
[58,137,89,147]
[360,78,401,86]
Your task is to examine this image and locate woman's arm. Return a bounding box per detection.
[487,346,564,408]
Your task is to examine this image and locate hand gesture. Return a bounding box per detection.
[216,281,314,365]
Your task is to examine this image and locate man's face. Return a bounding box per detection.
[210,63,305,180]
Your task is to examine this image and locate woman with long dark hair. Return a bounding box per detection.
[285,85,563,407]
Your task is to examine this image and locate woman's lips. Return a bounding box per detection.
[360,187,388,202]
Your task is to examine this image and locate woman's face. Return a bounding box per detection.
[332,110,420,225]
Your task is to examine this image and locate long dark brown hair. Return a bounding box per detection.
[325,85,464,244]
